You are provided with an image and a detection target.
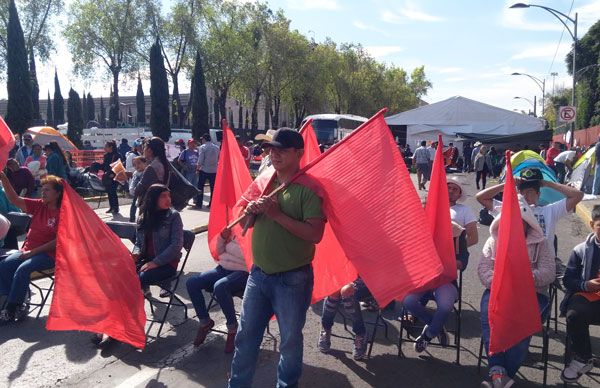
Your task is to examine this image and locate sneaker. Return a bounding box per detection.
[318,329,331,353]
[438,327,449,347]
[353,334,367,360]
[0,309,15,325]
[224,330,236,354]
[14,302,29,321]
[561,357,594,383]
[480,375,514,388]
[414,330,432,353]
[193,319,215,347]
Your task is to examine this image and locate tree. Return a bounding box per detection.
[29,48,40,119]
[191,50,209,139]
[81,91,88,128]
[53,68,64,124]
[46,90,52,126]
[99,96,106,128]
[0,0,63,80]
[64,0,152,127]
[136,75,145,125]
[149,38,170,141]
[87,92,95,122]
[5,0,33,136]
[67,88,84,147]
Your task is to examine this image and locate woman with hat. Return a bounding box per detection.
[448,176,478,247]
[478,197,555,387]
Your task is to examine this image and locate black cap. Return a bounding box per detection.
[520,168,543,181]
[262,128,304,149]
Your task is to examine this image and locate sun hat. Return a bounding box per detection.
[255,129,277,142]
[447,176,467,202]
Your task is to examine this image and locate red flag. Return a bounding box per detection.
[208,120,253,260]
[299,119,320,169]
[0,117,16,171]
[47,182,146,349]
[424,134,456,287]
[488,151,542,354]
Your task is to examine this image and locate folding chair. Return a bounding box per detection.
[397,271,463,365]
[82,173,107,209]
[206,286,245,335]
[477,284,555,388]
[105,220,137,243]
[146,230,195,339]
[365,302,394,358]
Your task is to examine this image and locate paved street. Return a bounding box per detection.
[1,173,599,387]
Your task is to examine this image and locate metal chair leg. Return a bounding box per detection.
[36,279,54,319]
[397,309,406,358]
[477,337,484,373]
[367,311,381,359]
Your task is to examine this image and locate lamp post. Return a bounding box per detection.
[510,3,577,147]
[514,96,536,116]
[511,72,545,116]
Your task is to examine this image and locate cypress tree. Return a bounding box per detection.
[238,103,243,130]
[136,75,145,125]
[53,69,64,125]
[100,96,106,128]
[109,86,115,126]
[87,93,95,122]
[191,51,209,140]
[29,49,40,120]
[149,38,170,141]
[81,92,88,128]
[46,90,53,127]
[5,0,33,136]
[67,88,84,147]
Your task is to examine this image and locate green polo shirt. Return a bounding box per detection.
[252,181,324,274]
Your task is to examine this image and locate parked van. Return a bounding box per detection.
[301,114,368,145]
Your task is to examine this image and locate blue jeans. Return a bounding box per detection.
[403,282,458,338]
[186,265,248,328]
[138,263,176,288]
[229,265,314,388]
[321,278,371,336]
[593,164,600,195]
[480,289,549,378]
[183,171,199,189]
[129,196,137,222]
[0,252,54,304]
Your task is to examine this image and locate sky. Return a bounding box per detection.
[2,0,600,115]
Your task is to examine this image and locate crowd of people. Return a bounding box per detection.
[2,129,600,388]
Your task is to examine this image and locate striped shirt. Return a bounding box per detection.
[412,146,430,164]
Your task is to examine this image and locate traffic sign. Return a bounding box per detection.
[559,106,576,123]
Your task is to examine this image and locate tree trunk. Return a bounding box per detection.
[29,49,40,120]
[110,71,120,127]
[251,91,261,131]
[171,76,180,127]
[219,87,228,123]
[264,97,271,131]
[213,97,220,127]
[272,96,281,129]
[238,102,243,130]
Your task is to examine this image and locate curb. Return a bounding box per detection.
[575,202,592,229]
[191,224,208,234]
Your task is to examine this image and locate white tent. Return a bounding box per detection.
[385,96,545,148]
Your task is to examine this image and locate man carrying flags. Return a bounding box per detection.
[229,128,326,388]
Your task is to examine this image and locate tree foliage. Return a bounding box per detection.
[67,88,84,147]
[149,38,170,141]
[136,75,145,124]
[46,90,52,126]
[87,92,95,122]
[53,68,64,125]
[191,50,209,139]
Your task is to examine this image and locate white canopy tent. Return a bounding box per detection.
[385,96,545,148]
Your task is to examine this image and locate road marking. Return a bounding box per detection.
[115,367,158,388]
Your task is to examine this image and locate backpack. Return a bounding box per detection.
[479,207,494,226]
[166,162,200,211]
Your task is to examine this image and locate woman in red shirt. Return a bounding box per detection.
[0,173,63,325]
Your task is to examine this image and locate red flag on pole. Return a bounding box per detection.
[488,151,542,354]
[208,120,253,260]
[0,117,16,171]
[299,119,320,169]
[423,134,457,287]
[47,182,146,349]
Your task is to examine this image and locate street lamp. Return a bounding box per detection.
[510,3,577,147]
[511,72,545,116]
[514,96,536,116]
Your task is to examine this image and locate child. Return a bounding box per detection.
[560,204,600,383]
[128,156,146,222]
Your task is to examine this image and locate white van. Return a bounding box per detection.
[301,114,368,145]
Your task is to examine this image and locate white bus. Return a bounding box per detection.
[301,114,368,145]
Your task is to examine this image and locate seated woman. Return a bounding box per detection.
[402,221,469,353]
[186,227,248,353]
[133,184,183,296]
[318,277,373,360]
[0,173,63,324]
[478,198,555,388]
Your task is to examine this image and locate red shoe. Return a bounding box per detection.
[225,330,236,353]
[193,319,215,347]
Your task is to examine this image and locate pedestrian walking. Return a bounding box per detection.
[195,134,219,209]
[412,140,430,190]
[474,146,492,190]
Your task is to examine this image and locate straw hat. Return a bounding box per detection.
[255,129,277,142]
[447,176,467,202]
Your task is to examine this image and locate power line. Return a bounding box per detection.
[547,0,575,75]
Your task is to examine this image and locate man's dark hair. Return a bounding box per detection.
[202,134,211,142]
[420,140,426,147]
[592,205,600,221]
[517,180,541,194]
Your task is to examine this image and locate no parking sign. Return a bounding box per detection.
[558,106,576,123]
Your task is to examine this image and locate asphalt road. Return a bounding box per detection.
[0,173,599,388]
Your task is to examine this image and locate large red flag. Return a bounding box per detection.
[299,119,320,169]
[233,111,443,305]
[423,134,456,287]
[488,151,542,354]
[0,117,16,171]
[47,182,146,349]
[208,120,253,260]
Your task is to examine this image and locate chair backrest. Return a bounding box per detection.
[170,230,195,290]
[87,173,106,192]
[6,212,32,237]
[105,221,137,243]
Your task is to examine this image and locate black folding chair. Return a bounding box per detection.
[397,271,463,364]
[146,230,195,339]
[206,286,245,335]
[105,220,137,244]
[477,285,555,388]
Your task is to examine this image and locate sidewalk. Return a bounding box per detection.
[575,198,598,228]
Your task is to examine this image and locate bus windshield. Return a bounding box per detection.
[311,119,337,144]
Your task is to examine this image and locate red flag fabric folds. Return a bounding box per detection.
[208,120,253,260]
[299,119,320,169]
[488,152,542,354]
[424,135,457,287]
[0,117,16,171]
[47,182,146,349]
